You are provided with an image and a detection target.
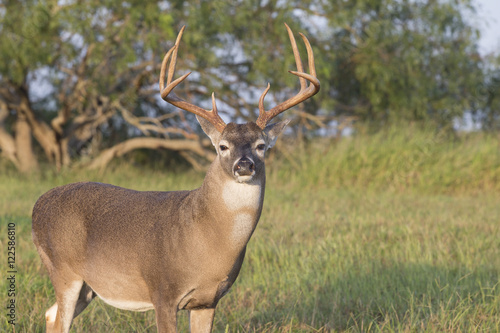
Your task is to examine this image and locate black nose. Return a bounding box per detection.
[234,157,255,176]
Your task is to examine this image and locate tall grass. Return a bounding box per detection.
[272,126,500,194]
[1,127,499,332]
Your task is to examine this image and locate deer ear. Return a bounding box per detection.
[197,115,222,146]
[263,119,290,149]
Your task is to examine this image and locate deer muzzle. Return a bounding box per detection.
[234,157,255,180]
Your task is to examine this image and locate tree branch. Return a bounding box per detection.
[88,137,215,171]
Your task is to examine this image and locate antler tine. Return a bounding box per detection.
[286,23,306,91]
[256,24,320,129]
[159,26,227,133]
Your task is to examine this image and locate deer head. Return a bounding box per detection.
[159,24,320,183]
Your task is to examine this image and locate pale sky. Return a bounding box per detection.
[476,0,500,55]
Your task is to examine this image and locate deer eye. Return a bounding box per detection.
[219,145,229,151]
[256,144,266,151]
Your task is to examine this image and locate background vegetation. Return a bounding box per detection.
[1,0,499,172]
[1,0,499,332]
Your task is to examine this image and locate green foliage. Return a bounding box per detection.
[3,2,172,99]
[476,54,500,131]
[2,0,494,127]
[314,0,488,127]
[0,0,56,84]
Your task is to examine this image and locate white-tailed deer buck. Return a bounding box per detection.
[32,23,319,333]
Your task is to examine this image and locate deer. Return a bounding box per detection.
[32,23,319,333]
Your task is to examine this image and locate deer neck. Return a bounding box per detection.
[195,158,265,248]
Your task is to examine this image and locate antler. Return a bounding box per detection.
[255,23,320,129]
[159,26,227,133]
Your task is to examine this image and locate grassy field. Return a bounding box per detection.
[1,128,499,332]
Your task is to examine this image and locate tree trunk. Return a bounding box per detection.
[0,128,19,169]
[18,90,63,170]
[14,113,39,173]
[0,103,20,169]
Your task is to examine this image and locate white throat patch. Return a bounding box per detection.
[222,180,262,211]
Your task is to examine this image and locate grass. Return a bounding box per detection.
[272,126,500,194]
[1,127,499,332]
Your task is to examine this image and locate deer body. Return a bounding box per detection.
[33,24,319,333]
[32,177,256,310]
[32,121,284,332]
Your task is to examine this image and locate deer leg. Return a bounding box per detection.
[45,302,58,332]
[46,278,83,333]
[154,304,178,333]
[45,288,91,333]
[189,308,215,333]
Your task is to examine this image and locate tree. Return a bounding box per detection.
[0,0,211,172]
[476,54,500,131]
[0,0,496,173]
[0,0,323,172]
[301,0,488,129]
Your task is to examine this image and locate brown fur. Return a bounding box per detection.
[32,120,288,333]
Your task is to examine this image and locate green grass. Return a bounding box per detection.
[1,128,499,332]
[272,126,500,194]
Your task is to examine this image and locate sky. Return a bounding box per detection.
[476,0,500,55]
